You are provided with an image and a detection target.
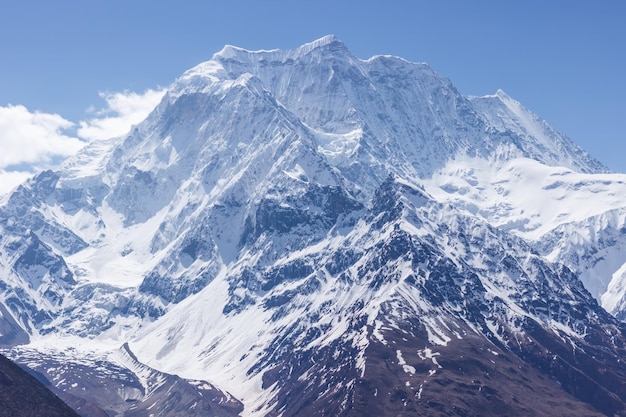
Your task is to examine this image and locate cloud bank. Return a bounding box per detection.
[0,104,84,168]
[77,88,166,141]
[0,88,166,195]
[0,105,84,195]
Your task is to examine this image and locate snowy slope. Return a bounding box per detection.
[130,176,626,416]
[1,35,626,416]
[422,153,626,305]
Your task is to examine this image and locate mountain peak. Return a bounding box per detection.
[295,34,344,54]
[213,44,265,61]
[476,88,511,102]
[495,88,511,100]
[213,34,348,64]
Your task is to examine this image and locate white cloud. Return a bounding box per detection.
[0,170,34,196]
[0,88,166,196]
[0,104,84,169]
[77,88,166,141]
[0,104,85,195]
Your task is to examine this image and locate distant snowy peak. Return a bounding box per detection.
[470,89,607,174]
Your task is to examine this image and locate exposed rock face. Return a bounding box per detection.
[0,353,80,417]
[7,344,243,417]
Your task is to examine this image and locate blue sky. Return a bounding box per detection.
[1,0,624,192]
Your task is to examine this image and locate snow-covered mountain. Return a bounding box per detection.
[2,35,626,416]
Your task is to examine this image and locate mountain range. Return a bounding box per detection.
[2,35,626,416]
